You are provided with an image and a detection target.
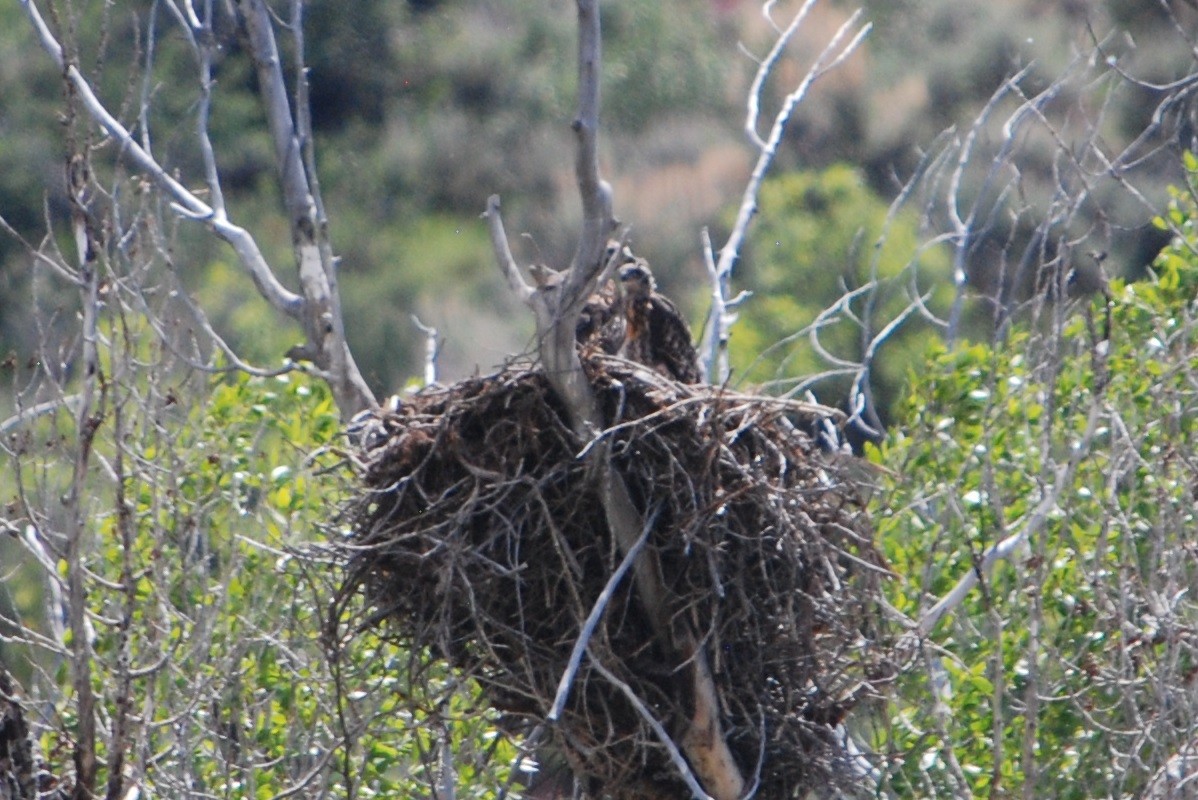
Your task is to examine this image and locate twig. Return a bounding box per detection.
[703,3,871,383]
[412,316,440,387]
[235,0,375,416]
[699,227,723,383]
[191,0,226,217]
[483,195,534,304]
[587,656,715,800]
[548,506,657,721]
[566,0,614,288]
[496,724,544,800]
[944,65,1041,342]
[0,396,83,436]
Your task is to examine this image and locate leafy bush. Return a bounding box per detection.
[872,168,1198,797]
[3,349,515,795]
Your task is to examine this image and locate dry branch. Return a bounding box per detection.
[701,4,871,384]
[19,0,375,418]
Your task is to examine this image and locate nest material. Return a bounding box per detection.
[340,356,892,799]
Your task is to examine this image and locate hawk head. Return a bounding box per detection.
[618,260,656,299]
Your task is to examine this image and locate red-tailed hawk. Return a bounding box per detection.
[575,277,626,355]
[619,258,701,384]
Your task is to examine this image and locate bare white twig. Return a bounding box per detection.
[699,228,750,384]
[411,315,440,387]
[700,227,723,382]
[483,196,534,304]
[702,3,871,384]
[192,1,226,217]
[743,0,817,151]
[548,507,656,722]
[0,396,82,437]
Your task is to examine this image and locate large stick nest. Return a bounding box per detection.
[336,356,893,798]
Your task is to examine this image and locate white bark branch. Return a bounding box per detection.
[20,0,303,320]
[63,151,102,797]
[483,195,534,304]
[566,0,614,292]
[701,3,870,384]
[235,0,374,417]
[411,315,440,387]
[548,508,655,722]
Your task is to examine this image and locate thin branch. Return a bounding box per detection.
[483,195,534,304]
[548,507,656,721]
[193,0,226,216]
[137,0,160,155]
[704,4,870,383]
[65,149,102,799]
[588,656,715,800]
[411,315,440,387]
[236,0,311,221]
[566,0,614,288]
[699,227,736,385]
[0,396,83,437]
[743,0,817,150]
[0,213,81,285]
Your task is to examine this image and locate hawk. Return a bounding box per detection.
[575,277,626,355]
[619,257,702,384]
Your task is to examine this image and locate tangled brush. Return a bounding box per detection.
[335,356,893,798]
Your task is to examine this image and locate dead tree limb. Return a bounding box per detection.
[700,3,870,384]
[18,0,376,418]
[484,2,746,797]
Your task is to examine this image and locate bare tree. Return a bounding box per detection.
[19,0,375,419]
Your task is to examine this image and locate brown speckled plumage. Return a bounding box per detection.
[619,259,701,384]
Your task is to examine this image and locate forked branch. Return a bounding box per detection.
[19,0,375,417]
[701,3,870,383]
[484,2,746,797]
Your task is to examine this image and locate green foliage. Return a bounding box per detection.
[729,165,951,419]
[111,374,513,797]
[872,173,1198,797]
[335,213,514,388]
[4,333,517,795]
